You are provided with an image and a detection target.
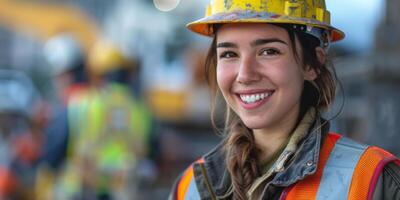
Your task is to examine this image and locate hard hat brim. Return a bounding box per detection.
[187,11,345,42]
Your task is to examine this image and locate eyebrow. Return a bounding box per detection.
[216,38,288,48]
[216,42,237,48]
[251,38,287,46]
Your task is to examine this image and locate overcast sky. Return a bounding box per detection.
[327,0,384,53]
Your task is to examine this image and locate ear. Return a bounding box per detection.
[303,66,318,81]
[315,46,326,65]
[303,47,326,81]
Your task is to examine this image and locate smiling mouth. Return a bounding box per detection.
[238,91,274,104]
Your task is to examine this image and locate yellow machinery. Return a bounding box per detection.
[0,0,99,53]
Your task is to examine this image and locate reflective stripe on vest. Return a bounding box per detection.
[176,158,204,200]
[283,132,399,200]
[316,136,368,199]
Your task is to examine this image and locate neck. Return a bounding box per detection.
[253,106,300,163]
[253,127,292,163]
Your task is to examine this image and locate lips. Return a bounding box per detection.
[239,92,272,104]
[236,90,275,109]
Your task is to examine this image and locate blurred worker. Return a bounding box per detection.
[43,33,88,106]
[55,40,155,200]
[0,69,43,200]
[37,33,89,199]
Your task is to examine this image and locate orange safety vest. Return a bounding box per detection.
[175,133,400,200]
[175,158,204,200]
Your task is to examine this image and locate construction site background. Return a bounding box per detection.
[0,0,398,199]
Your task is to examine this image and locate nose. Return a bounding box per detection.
[236,56,261,84]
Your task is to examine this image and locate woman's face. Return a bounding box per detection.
[216,23,316,132]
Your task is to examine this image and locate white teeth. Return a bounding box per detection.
[239,92,272,104]
[250,95,256,102]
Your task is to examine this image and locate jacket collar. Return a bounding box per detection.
[272,117,329,186]
[200,116,330,197]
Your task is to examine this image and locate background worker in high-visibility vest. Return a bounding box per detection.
[170,0,400,199]
[54,40,155,199]
[0,69,43,200]
[37,33,89,200]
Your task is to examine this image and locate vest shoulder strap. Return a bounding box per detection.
[175,158,204,200]
[282,132,399,200]
[348,146,399,200]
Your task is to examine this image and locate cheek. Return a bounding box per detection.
[269,61,305,93]
[282,70,304,100]
[279,70,303,88]
[216,64,235,93]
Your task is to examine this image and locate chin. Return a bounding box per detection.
[241,119,269,130]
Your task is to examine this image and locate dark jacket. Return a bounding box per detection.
[170,117,400,199]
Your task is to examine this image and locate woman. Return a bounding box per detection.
[170,0,400,199]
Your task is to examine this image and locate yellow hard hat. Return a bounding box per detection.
[187,0,344,44]
[87,41,127,75]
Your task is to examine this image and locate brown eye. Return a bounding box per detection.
[260,48,281,56]
[219,51,237,59]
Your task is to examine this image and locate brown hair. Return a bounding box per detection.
[205,24,337,199]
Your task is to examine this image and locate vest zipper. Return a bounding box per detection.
[199,163,218,200]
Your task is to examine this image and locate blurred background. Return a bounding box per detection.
[0,0,398,199]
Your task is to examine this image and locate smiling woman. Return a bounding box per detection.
[169,0,400,200]
[216,24,310,131]
[215,24,320,165]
